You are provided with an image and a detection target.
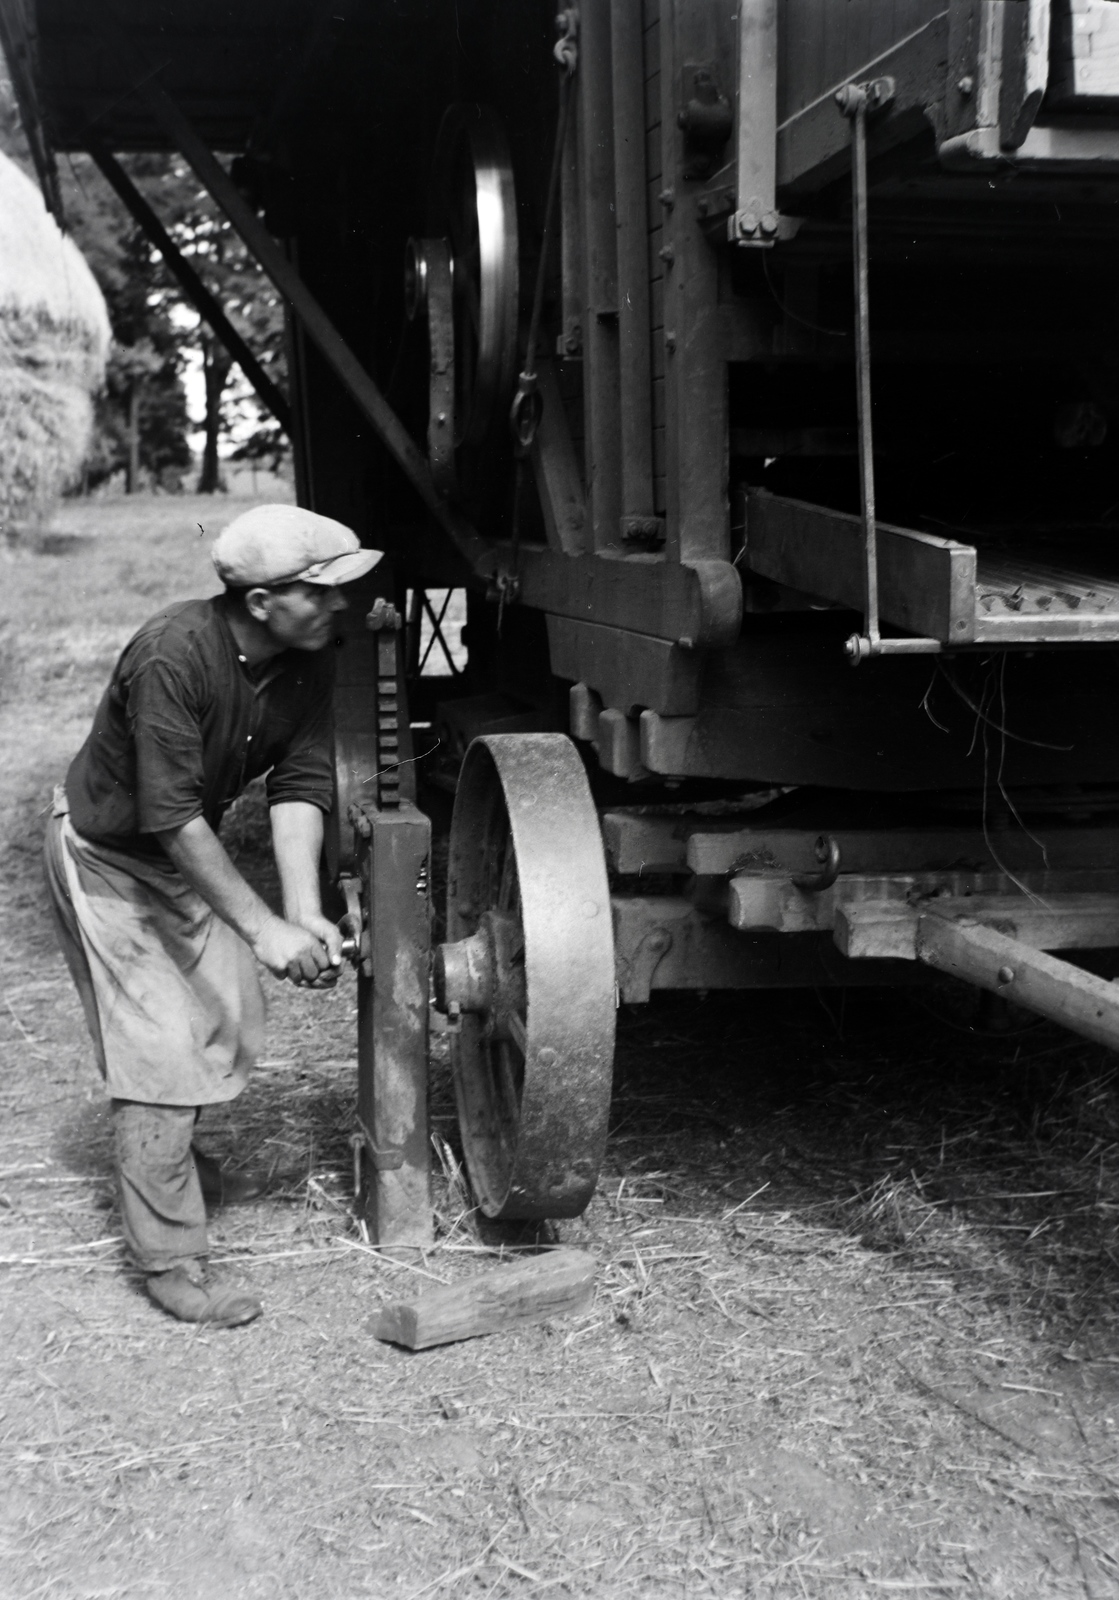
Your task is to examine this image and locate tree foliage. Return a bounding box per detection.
[0,65,289,492]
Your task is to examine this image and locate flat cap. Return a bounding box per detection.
[211,504,383,588]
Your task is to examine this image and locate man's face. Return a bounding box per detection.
[259,581,348,651]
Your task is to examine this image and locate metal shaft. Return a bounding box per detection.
[852,96,879,648]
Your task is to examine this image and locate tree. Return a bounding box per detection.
[120,153,289,493]
[0,61,288,493]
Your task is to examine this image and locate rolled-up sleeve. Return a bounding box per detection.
[265,667,335,814]
[127,658,207,833]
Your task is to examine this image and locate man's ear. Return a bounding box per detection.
[244,587,272,624]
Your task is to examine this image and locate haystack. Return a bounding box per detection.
[0,150,109,531]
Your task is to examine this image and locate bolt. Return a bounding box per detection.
[737,211,758,237]
[997,965,1015,986]
[957,75,974,97]
[665,330,676,353]
[760,211,779,237]
[658,186,675,208]
[659,243,675,265]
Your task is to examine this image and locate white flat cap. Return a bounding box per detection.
[212,504,383,587]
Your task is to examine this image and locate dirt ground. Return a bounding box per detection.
[1,494,1118,1600]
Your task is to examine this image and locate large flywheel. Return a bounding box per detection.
[434,735,616,1220]
[406,103,520,494]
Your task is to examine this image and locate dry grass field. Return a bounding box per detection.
[1,494,1118,1599]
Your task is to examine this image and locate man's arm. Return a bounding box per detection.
[156,815,335,984]
[270,800,344,967]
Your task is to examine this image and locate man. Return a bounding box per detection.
[43,504,380,1327]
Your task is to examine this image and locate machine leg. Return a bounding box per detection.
[356,800,432,1247]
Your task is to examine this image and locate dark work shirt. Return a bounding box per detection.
[66,595,335,855]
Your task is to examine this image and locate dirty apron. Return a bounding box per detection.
[42,799,264,1106]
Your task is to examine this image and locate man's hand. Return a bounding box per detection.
[296,913,345,975]
[252,915,338,985]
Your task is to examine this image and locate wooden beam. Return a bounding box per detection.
[530,359,586,555]
[659,0,733,561]
[610,0,657,538]
[776,14,950,196]
[836,889,1119,961]
[546,616,703,715]
[370,1249,596,1350]
[916,911,1119,1053]
[686,826,1119,881]
[514,547,742,650]
[357,801,432,1248]
[86,137,291,432]
[130,68,491,575]
[611,894,926,1000]
[577,0,622,550]
[744,490,976,644]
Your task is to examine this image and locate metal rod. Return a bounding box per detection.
[851,96,879,649]
[86,136,292,433]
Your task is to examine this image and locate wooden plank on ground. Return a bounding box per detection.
[370,1249,596,1350]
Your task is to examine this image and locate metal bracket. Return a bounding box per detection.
[405,237,457,496]
[353,1126,405,1175]
[791,835,841,893]
[617,924,674,1006]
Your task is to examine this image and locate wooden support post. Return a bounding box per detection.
[86,137,292,432]
[356,800,432,1248]
[610,0,658,542]
[916,911,1119,1054]
[559,67,584,361]
[659,0,734,562]
[530,359,587,555]
[577,0,622,551]
[129,68,490,574]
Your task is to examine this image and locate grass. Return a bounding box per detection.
[0,493,1118,1598]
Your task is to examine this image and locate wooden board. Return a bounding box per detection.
[517,546,742,650]
[744,490,977,642]
[547,616,703,715]
[915,912,1119,1052]
[611,894,929,998]
[1050,0,1119,104]
[369,1249,596,1350]
[743,490,1119,648]
[835,889,1119,961]
[776,8,950,195]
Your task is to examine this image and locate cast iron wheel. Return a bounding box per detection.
[435,734,616,1220]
